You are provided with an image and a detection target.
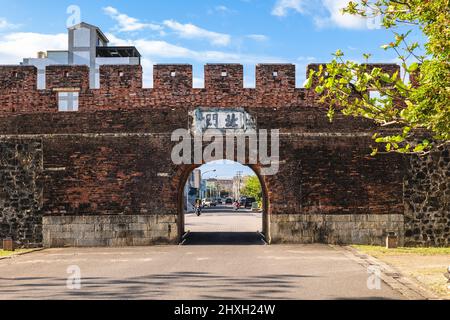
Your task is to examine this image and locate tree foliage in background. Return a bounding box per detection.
[305,0,450,155]
[240,176,263,204]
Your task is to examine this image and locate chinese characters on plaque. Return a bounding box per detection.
[191,108,256,134]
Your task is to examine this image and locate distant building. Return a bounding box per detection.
[184,169,202,212]
[215,179,233,198]
[232,175,242,200]
[21,22,141,89]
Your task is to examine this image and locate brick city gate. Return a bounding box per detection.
[0,63,448,248]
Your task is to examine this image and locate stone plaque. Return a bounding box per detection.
[191,108,256,134]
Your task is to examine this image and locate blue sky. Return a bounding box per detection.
[0,0,424,87]
[200,160,255,179]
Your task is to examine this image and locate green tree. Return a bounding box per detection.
[305,0,449,155]
[240,176,263,204]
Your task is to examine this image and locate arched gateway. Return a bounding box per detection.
[0,63,448,248]
[177,163,270,243]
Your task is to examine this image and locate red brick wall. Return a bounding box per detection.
[46,65,90,91]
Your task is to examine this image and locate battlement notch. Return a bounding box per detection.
[100,65,142,89]
[46,65,89,92]
[205,64,243,91]
[0,66,37,91]
[256,64,295,91]
[153,64,192,91]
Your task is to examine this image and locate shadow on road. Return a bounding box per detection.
[183,232,265,246]
[0,272,313,300]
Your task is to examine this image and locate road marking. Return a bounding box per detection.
[15,259,89,264]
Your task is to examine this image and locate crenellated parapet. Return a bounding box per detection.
[0,65,37,91]
[100,65,143,90]
[204,64,243,92]
[0,63,409,115]
[256,64,295,91]
[46,65,90,92]
[153,64,192,91]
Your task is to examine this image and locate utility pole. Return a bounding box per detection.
[236,171,243,200]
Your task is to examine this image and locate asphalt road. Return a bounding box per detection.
[0,208,406,300]
[185,205,263,234]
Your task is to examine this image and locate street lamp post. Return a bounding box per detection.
[199,169,217,200]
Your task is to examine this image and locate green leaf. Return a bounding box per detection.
[370,148,378,156]
[402,127,411,136]
[304,75,313,89]
[334,49,344,57]
[413,145,425,153]
[327,107,335,123]
[315,86,325,94]
[385,143,392,152]
[408,62,420,72]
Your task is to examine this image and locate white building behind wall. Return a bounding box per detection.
[184,169,202,212]
[21,22,141,89]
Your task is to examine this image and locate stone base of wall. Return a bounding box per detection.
[43,215,179,247]
[270,214,404,246]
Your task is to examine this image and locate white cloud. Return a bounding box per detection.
[0,18,20,30]
[272,0,307,17]
[297,56,316,62]
[208,5,236,15]
[163,20,231,47]
[215,5,231,13]
[316,0,367,29]
[272,0,373,30]
[103,6,163,32]
[106,33,282,64]
[246,34,269,42]
[106,33,284,87]
[0,32,67,64]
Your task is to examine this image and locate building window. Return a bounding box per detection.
[58,92,79,112]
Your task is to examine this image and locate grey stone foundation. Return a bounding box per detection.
[270,214,404,246]
[0,139,43,248]
[43,215,179,247]
[404,147,450,246]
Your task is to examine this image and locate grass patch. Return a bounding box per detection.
[352,245,450,256]
[412,269,450,297]
[0,249,34,257]
[353,245,450,299]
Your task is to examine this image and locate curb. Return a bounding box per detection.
[0,248,46,261]
[330,245,440,300]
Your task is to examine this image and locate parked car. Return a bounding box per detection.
[202,198,217,207]
[239,197,247,207]
[217,198,223,205]
[225,198,233,204]
[244,197,257,209]
[202,198,212,207]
